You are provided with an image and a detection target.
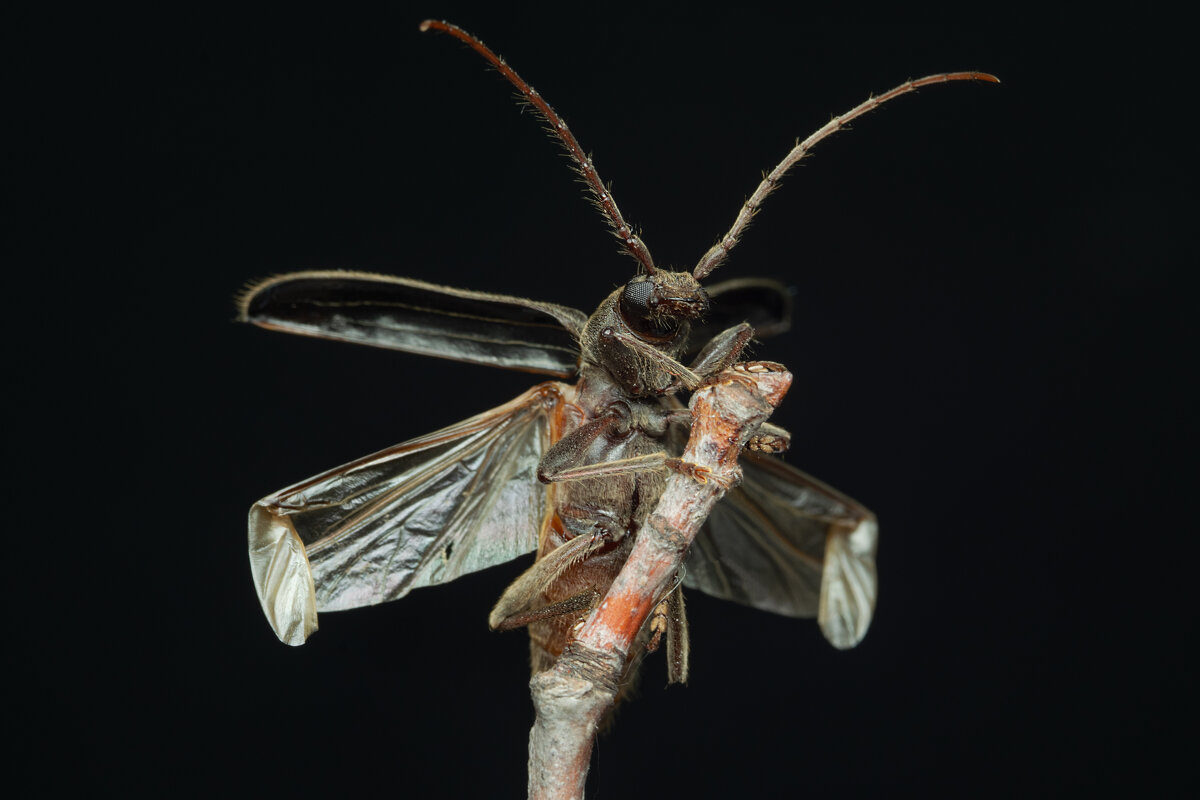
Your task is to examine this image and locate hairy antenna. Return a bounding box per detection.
[692,71,1000,280]
[420,20,657,274]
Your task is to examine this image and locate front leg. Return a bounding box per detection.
[690,323,754,378]
[602,323,755,393]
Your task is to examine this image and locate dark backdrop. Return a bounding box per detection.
[13,9,1189,796]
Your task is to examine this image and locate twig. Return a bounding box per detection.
[526,361,794,799]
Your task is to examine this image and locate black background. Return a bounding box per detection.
[12,8,1191,796]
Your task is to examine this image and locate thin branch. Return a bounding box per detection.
[526,361,794,799]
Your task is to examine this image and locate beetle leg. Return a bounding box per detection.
[746,421,791,454]
[538,414,711,484]
[689,322,754,378]
[542,450,711,484]
[605,328,703,389]
[491,587,602,631]
[645,600,669,653]
[664,408,692,427]
[536,413,623,483]
[489,527,612,630]
[609,321,754,394]
[665,582,689,684]
[643,580,690,685]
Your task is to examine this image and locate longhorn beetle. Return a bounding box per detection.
[243,20,997,687]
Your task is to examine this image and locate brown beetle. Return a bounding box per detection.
[242,20,996,686]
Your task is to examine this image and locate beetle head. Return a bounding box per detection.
[617,271,710,342]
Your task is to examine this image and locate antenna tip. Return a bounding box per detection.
[419,19,437,32]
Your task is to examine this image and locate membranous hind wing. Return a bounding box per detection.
[249,383,571,645]
[685,452,878,649]
[239,270,588,377]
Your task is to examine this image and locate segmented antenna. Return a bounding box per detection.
[692,71,1000,280]
[420,20,657,274]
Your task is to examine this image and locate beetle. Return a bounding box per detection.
[242,20,997,686]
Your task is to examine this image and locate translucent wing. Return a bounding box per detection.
[685,453,878,649]
[239,270,587,377]
[248,383,569,645]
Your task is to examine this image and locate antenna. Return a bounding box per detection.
[421,20,658,274]
[692,71,1000,280]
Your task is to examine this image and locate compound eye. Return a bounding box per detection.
[619,278,654,320]
[618,278,678,339]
